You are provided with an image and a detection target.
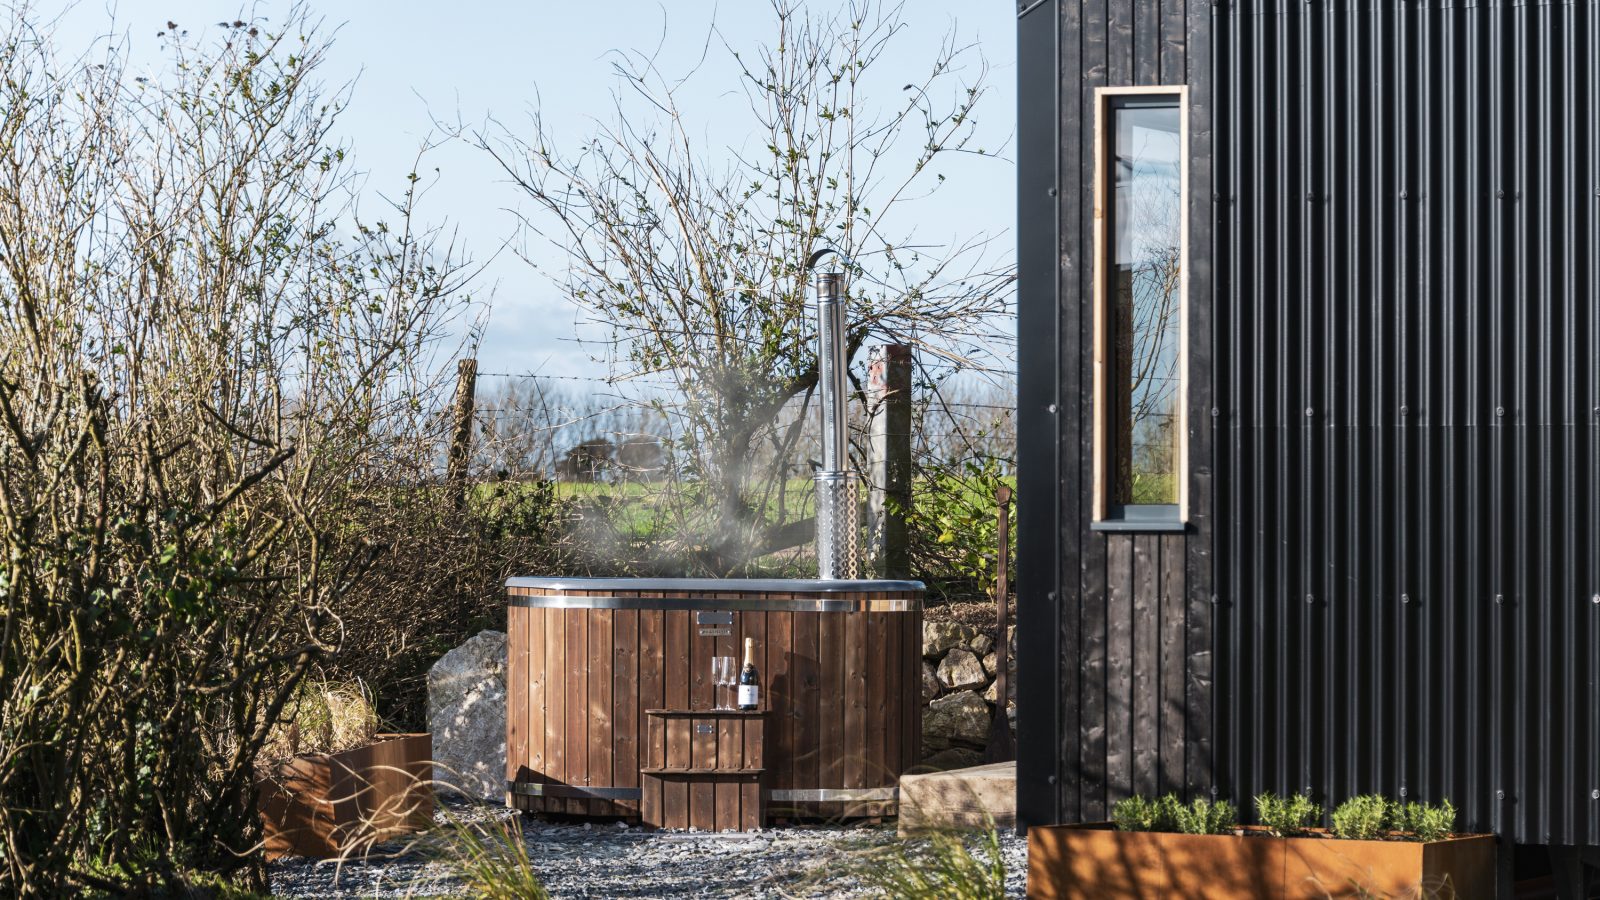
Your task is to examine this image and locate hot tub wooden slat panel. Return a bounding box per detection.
[896,610,910,774]
[524,607,540,814]
[664,611,689,712]
[589,609,613,816]
[883,609,901,783]
[715,777,738,831]
[713,602,733,705]
[767,611,793,791]
[689,716,716,827]
[792,612,819,794]
[551,608,568,814]
[644,715,664,816]
[507,607,523,791]
[662,610,688,823]
[688,612,710,717]
[613,609,639,816]
[531,608,543,809]
[639,609,664,775]
[844,611,867,790]
[818,610,845,808]
[565,609,588,815]
[866,611,889,786]
[905,610,922,773]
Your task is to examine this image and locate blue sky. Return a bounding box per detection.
[51,1,1016,380]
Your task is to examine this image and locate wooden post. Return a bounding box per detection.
[446,358,477,508]
[984,485,1015,763]
[867,344,912,579]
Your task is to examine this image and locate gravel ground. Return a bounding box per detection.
[269,800,1027,898]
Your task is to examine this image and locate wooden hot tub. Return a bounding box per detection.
[504,577,923,820]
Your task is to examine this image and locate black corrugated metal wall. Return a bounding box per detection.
[1212,0,1599,849]
[1017,0,1600,850]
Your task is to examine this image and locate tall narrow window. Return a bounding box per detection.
[1093,88,1187,527]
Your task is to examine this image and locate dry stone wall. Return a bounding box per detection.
[919,620,1015,771]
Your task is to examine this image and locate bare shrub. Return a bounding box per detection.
[0,9,472,893]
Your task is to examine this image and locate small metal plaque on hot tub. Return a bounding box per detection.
[697,611,732,635]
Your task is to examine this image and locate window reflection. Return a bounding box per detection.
[1109,100,1182,507]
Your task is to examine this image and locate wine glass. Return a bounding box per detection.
[715,655,736,709]
[710,656,728,709]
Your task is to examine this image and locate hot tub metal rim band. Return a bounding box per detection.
[506,782,897,803]
[507,783,642,800]
[507,593,921,613]
[505,577,925,594]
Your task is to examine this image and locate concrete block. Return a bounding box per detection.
[897,760,1015,836]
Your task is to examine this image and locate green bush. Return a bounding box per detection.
[900,459,1015,603]
[1111,795,1179,832]
[1330,795,1392,840]
[1254,792,1323,837]
[1112,794,1237,835]
[1172,798,1238,836]
[1391,799,1457,843]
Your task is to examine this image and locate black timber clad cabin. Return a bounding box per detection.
[1014,0,1600,889]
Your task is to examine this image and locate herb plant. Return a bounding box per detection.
[1112,794,1238,835]
[1330,795,1392,840]
[1111,795,1179,832]
[1391,799,1457,843]
[1254,792,1323,837]
[1172,798,1238,836]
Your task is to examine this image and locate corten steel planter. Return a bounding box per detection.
[257,733,433,860]
[1027,823,1497,900]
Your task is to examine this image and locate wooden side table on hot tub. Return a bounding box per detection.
[640,709,766,831]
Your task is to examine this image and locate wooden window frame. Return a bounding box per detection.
[1091,85,1190,528]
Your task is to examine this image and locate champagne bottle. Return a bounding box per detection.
[738,637,760,710]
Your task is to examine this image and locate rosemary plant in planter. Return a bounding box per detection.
[1028,790,1496,899]
[255,680,433,859]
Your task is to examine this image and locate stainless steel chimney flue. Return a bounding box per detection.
[807,249,860,580]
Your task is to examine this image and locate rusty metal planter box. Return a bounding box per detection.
[257,733,433,859]
[1027,823,1498,900]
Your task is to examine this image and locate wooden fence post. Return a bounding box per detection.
[446,358,477,508]
[867,344,912,579]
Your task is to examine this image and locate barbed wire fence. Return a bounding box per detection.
[465,350,1016,488]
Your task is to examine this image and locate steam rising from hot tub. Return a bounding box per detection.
[807,248,860,580]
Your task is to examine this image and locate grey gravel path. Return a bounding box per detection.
[269,800,1027,898]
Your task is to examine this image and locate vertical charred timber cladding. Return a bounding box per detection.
[1017,0,1600,851]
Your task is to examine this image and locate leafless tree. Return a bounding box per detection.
[470,0,1014,571]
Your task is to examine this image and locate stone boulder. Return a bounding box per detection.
[981,650,1017,679]
[983,675,1016,705]
[922,620,978,659]
[921,662,942,704]
[427,630,507,800]
[937,648,987,691]
[969,633,994,658]
[922,689,991,751]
